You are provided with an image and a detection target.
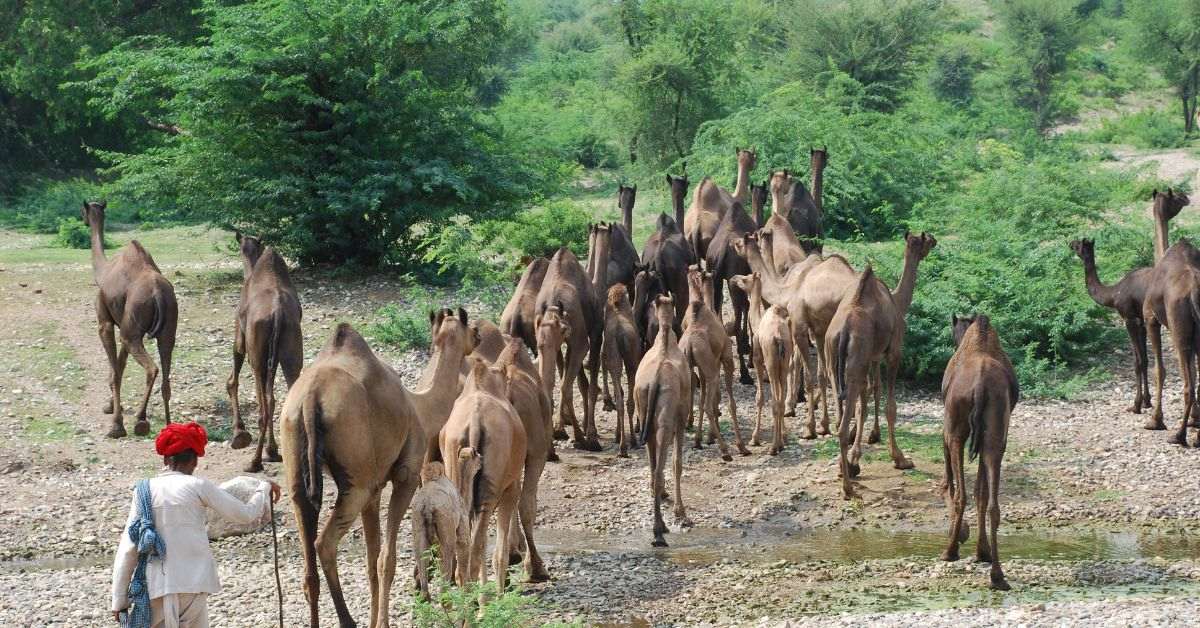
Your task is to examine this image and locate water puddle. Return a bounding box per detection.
[535,525,1200,566]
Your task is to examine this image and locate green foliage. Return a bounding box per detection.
[368,289,438,351]
[410,566,578,628]
[998,0,1083,130]
[929,42,979,104]
[51,218,100,249]
[1087,109,1187,148]
[786,0,944,111]
[0,178,141,233]
[1126,0,1200,133]
[422,200,592,285]
[78,0,570,267]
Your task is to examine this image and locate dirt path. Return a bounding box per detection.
[4,226,1200,626]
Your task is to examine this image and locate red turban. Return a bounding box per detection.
[155,422,208,457]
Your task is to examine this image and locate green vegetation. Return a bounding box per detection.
[1126,0,1200,133]
[410,559,579,627]
[1087,109,1187,148]
[368,289,440,351]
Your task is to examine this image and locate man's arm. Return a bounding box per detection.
[110,491,139,612]
[198,477,273,525]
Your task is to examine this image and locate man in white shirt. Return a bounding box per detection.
[111,422,281,627]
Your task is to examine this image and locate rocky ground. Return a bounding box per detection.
[4,225,1200,627]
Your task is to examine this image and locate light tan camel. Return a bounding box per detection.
[82,201,178,439]
[1143,238,1200,445]
[634,295,692,546]
[439,357,527,595]
[534,224,611,451]
[280,311,474,628]
[684,148,756,261]
[680,265,750,458]
[940,314,1018,591]
[226,234,304,472]
[602,284,643,456]
[732,273,793,454]
[501,256,549,355]
[760,213,808,275]
[410,461,470,599]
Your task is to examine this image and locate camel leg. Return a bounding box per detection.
[613,362,630,457]
[940,439,969,543]
[848,376,868,479]
[469,504,495,594]
[516,457,549,582]
[771,363,787,456]
[985,451,1009,590]
[412,510,432,601]
[291,485,322,628]
[704,363,735,461]
[494,482,521,593]
[560,345,589,448]
[156,334,173,425]
[692,369,707,451]
[316,485,374,628]
[672,418,691,527]
[377,466,420,628]
[752,345,766,447]
[101,320,128,438]
[735,305,754,386]
[975,457,991,563]
[124,336,157,436]
[647,426,668,547]
[1136,323,1151,415]
[816,340,832,435]
[227,324,250,447]
[837,379,861,500]
[1170,332,1194,446]
[625,361,639,446]
[940,440,966,561]
[246,375,270,473]
[1147,321,1168,431]
[601,363,615,412]
[883,355,913,469]
[798,332,818,439]
[1125,320,1146,414]
[721,349,751,456]
[583,334,604,450]
[361,491,383,628]
[867,363,881,444]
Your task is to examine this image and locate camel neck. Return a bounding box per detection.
[672,190,685,227]
[811,156,825,213]
[412,344,467,441]
[734,163,751,204]
[241,254,260,280]
[622,204,634,241]
[89,220,107,281]
[751,196,764,228]
[1080,257,1117,308]
[891,249,924,317]
[1154,207,1170,263]
[746,283,763,330]
[590,232,611,299]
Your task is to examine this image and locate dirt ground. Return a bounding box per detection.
[4,224,1200,627]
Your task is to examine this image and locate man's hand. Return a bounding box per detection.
[269,480,281,504]
[112,610,123,623]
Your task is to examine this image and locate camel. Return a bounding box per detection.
[1143,238,1200,445]
[601,284,643,456]
[666,169,690,227]
[638,212,693,335]
[81,201,178,439]
[760,213,809,275]
[731,273,793,454]
[501,256,549,355]
[226,233,304,472]
[940,314,1018,591]
[769,168,822,255]
[704,199,758,384]
[685,148,756,261]
[439,357,527,595]
[634,295,692,547]
[410,461,470,599]
[633,267,670,350]
[280,311,474,628]
[534,225,611,451]
[604,188,640,296]
[750,179,769,228]
[680,265,750,458]
[1153,188,1192,262]
[468,318,557,465]
[1069,239,1153,415]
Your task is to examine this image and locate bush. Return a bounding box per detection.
[930,43,979,104]
[410,566,578,628]
[1087,109,1187,148]
[51,218,107,249]
[367,288,438,351]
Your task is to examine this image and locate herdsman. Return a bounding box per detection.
[110,422,280,627]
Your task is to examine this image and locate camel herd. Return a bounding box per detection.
[91,148,1200,624]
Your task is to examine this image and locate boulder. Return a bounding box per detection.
[207,476,271,539]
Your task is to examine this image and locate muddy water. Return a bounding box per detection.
[536,525,1200,565]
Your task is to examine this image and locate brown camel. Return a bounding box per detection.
[534,223,611,451]
[81,201,178,439]
[501,256,549,355]
[410,461,470,599]
[1143,238,1200,445]
[604,187,640,296]
[1069,239,1153,415]
[685,148,756,261]
[601,284,644,456]
[750,179,769,228]
[468,317,557,465]
[732,273,793,454]
[769,168,823,255]
[280,311,474,628]
[704,198,758,384]
[680,265,750,458]
[439,357,527,595]
[226,234,304,472]
[760,213,808,275]
[666,168,690,227]
[638,212,693,336]
[940,314,1018,591]
[1153,188,1192,262]
[634,295,693,547]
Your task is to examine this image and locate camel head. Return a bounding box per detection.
[80,200,107,227]
[810,147,829,171]
[1068,238,1094,264]
[607,283,631,311]
[903,231,938,261]
[769,171,793,212]
[465,355,508,398]
[666,171,690,198]
[420,461,446,484]
[653,295,676,334]
[951,314,991,348]
[430,306,475,360]
[618,184,637,212]
[687,264,715,305]
[729,273,753,294]
[1152,188,1191,222]
[234,232,265,269]
[736,147,757,172]
[535,304,570,353]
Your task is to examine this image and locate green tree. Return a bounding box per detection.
[996,0,1082,130]
[787,0,944,112]
[79,0,569,266]
[1127,0,1200,134]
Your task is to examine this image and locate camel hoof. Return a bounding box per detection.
[230,430,252,449]
[737,446,752,457]
[618,449,630,458]
[266,450,283,463]
[106,424,127,439]
[527,570,551,584]
[894,458,915,471]
[133,420,151,437]
[546,450,560,463]
[1126,404,1141,414]
[1169,431,1189,446]
[552,429,569,441]
[940,549,959,562]
[508,551,524,566]
[1144,417,1167,430]
[769,447,780,456]
[721,453,733,462]
[800,428,817,440]
[784,410,796,418]
[676,515,694,528]
[102,400,114,414]
[244,460,264,473]
[651,538,668,548]
[751,437,761,447]
[867,430,881,445]
[847,462,861,478]
[989,576,1011,591]
[1190,417,1200,429]
[1191,437,1200,448]
[573,439,602,452]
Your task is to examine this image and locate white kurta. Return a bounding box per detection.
[111,470,270,612]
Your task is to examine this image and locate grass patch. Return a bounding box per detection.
[23,414,76,442]
[1093,488,1126,502]
[367,287,439,351]
[804,427,944,464]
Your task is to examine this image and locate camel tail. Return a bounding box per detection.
[834,329,851,403]
[641,380,660,446]
[300,393,324,505]
[1190,281,1200,354]
[266,304,283,387]
[967,383,986,462]
[148,290,167,339]
[456,427,484,515]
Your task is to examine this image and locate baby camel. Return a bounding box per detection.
[439,358,527,595]
[941,314,1018,591]
[731,273,793,455]
[635,296,693,547]
[410,461,470,599]
[680,265,750,459]
[602,284,643,456]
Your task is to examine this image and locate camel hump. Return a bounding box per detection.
[852,266,876,302]
[972,314,992,335]
[328,322,370,354]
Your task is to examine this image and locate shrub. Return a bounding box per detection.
[367,289,438,351]
[930,43,979,104]
[1088,109,1187,148]
[51,218,107,249]
[410,563,579,628]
